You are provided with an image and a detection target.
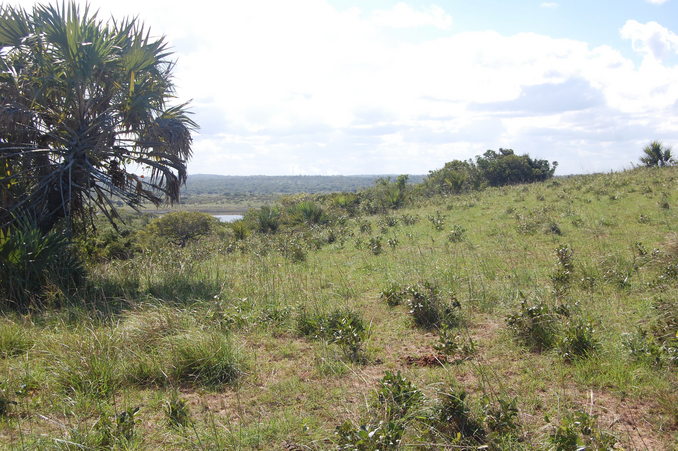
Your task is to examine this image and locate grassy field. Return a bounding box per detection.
[0,167,676,449]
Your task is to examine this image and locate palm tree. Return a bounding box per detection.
[0,2,197,233]
[640,141,674,168]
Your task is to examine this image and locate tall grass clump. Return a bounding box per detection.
[0,318,33,358]
[0,217,84,311]
[168,330,244,388]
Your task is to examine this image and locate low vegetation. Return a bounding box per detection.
[0,164,676,449]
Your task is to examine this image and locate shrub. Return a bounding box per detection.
[434,325,476,359]
[506,300,561,352]
[380,284,407,307]
[335,420,404,450]
[557,319,599,362]
[404,282,462,330]
[0,218,84,311]
[639,140,675,167]
[376,371,423,421]
[429,387,485,442]
[368,236,383,255]
[475,149,557,187]
[296,309,368,363]
[427,211,446,231]
[143,211,219,247]
[549,411,618,450]
[289,201,327,225]
[165,391,191,429]
[447,225,466,242]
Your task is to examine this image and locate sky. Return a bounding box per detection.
[8,0,678,175]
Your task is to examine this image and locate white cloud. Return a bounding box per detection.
[645,0,669,4]
[8,0,678,175]
[620,20,678,60]
[540,2,559,9]
[371,2,452,30]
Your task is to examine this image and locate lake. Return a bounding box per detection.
[214,214,243,223]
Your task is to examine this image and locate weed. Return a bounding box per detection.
[376,371,423,421]
[429,386,485,443]
[169,331,244,388]
[427,211,446,231]
[557,319,599,362]
[165,391,192,429]
[506,300,562,352]
[387,237,398,249]
[548,411,618,450]
[405,282,462,330]
[335,420,404,450]
[483,396,520,437]
[447,225,466,242]
[434,324,476,359]
[399,214,419,225]
[368,236,383,255]
[380,284,406,306]
[296,309,368,363]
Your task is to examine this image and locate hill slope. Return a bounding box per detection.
[0,167,676,449]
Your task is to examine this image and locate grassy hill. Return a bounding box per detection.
[0,167,676,449]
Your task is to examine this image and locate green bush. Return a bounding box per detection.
[557,319,599,362]
[143,211,219,247]
[0,218,84,311]
[404,282,461,330]
[296,309,368,363]
[506,300,561,352]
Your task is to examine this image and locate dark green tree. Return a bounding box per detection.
[640,141,674,167]
[0,2,196,232]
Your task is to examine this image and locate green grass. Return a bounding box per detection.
[0,167,676,449]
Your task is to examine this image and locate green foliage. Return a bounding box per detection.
[296,309,368,362]
[377,371,423,421]
[0,319,32,358]
[476,149,558,187]
[639,140,674,167]
[0,2,196,232]
[434,324,476,359]
[557,319,599,362]
[552,244,575,294]
[62,406,141,450]
[143,211,219,247]
[427,211,446,231]
[335,420,405,450]
[405,282,462,330]
[423,159,483,195]
[429,386,485,443]
[248,206,281,233]
[548,411,618,450]
[0,218,84,311]
[288,201,327,225]
[422,149,557,196]
[506,300,561,352]
[447,224,466,242]
[165,391,192,429]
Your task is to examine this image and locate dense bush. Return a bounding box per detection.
[143,211,219,247]
[0,218,84,311]
[423,149,557,195]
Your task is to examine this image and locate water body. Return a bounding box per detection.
[214,214,243,223]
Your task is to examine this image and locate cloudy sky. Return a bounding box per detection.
[12,0,678,175]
